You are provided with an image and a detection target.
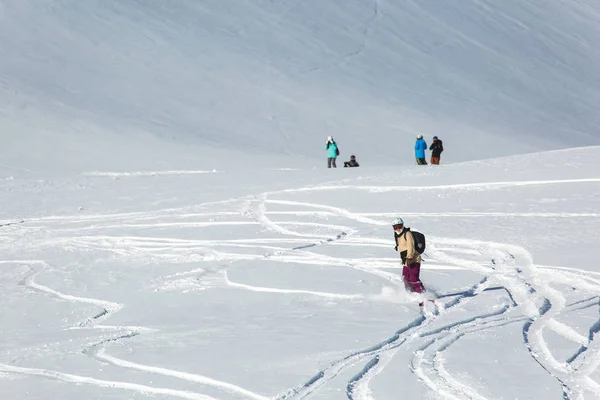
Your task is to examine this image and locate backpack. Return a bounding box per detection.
[411,230,426,254]
[336,146,340,156]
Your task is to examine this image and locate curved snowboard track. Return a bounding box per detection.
[280,277,492,399]
[414,239,600,400]
[1,260,267,400]
[1,196,357,400]
[2,177,600,399]
[283,233,600,400]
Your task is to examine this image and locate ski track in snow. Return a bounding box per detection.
[0,260,269,400]
[0,362,218,400]
[274,178,600,194]
[83,170,219,177]
[86,348,269,400]
[2,177,600,399]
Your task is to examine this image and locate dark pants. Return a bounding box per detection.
[416,158,427,165]
[328,158,337,168]
[431,156,440,165]
[402,262,424,293]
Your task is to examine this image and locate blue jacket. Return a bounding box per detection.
[326,142,338,158]
[415,138,427,158]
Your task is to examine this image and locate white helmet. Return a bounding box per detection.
[391,217,404,226]
[416,134,423,139]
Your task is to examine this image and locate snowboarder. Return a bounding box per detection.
[392,217,425,295]
[325,136,339,168]
[414,134,427,165]
[429,136,444,165]
[343,155,360,168]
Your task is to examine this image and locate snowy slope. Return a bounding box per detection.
[1,146,600,399]
[2,1,600,398]
[2,0,600,172]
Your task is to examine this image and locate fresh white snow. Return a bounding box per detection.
[2,1,600,399]
[2,149,600,399]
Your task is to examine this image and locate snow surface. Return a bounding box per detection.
[2,1,600,399]
[1,147,600,400]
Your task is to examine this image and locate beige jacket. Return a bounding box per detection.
[396,229,422,265]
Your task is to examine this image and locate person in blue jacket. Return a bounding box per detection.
[325,136,339,168]
[414,134,428,165]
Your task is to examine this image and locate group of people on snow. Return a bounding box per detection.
[415,134,444,165]
[326,136,438,304]
[325,134,443,168]
[326,137,432,304]
[325,136,359,168]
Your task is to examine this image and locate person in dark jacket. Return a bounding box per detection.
[429,136,444,165]
[343,155,360,168]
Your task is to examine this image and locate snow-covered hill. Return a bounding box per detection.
[2,0,600,172]
[1,146,600,399]
[2,1,600,399]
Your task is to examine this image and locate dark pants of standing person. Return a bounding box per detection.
[416,158,427,165]
[328,158,337,168]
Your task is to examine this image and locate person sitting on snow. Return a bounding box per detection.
[343,155,360,168]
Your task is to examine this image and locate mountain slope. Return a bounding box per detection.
[2,0,600,172]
